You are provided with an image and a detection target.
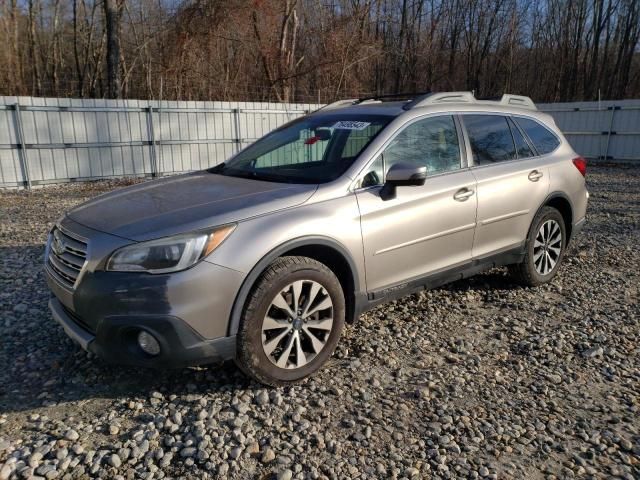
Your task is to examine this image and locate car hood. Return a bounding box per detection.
[67,172,317,241]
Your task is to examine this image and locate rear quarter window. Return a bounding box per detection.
[514,117,560,155]
[508,117,535,159]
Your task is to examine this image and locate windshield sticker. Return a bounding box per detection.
[332,121,371,130]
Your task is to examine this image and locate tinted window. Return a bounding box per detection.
[463,115,516,165]
[384,115,461,175]
[514,117,560,155]
[508,118,535,158]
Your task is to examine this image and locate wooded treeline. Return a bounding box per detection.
[1,0,639,103]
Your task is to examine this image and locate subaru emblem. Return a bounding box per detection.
[52,230,65,256]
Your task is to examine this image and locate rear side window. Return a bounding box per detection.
[508,118,535,158]
[463,115,516,165]
[514,117,560,155]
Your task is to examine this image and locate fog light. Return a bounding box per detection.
[137,331,160,356]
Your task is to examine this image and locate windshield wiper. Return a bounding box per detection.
[225,170,261,180]
[211,166,292,183]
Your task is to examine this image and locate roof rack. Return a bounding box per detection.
[498,94,537,109]
[317,92,432,112]
[319,99,359,111]
[319,91,537,112]
[403,91,475,110]
[355,91,431,104]
[405,91,537,111]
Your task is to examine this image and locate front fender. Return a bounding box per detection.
[223,235,362,336]
[202,194,366,335]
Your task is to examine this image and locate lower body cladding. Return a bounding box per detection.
[46,258,244,368]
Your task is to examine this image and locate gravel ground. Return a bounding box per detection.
[0,166,638,480]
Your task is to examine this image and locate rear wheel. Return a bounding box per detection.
[236,256,345,386]
[509,206,567,286]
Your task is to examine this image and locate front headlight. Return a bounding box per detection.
[106,225,235,274]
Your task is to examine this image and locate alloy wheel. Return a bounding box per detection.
[261,280,334,369]
[533,219,562,276]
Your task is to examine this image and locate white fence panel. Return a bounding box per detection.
[0,102,22,186]
[2,96,638,188]
[538,99,640,162]
[0,97,320,188]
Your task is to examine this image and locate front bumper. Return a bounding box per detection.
[45,216,244,367]
[49,296,236,368]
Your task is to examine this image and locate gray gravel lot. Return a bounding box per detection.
[0,166,639,480]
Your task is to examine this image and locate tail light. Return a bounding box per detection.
[572,157,587,177]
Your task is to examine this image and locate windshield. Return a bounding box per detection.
[211,113,393,183]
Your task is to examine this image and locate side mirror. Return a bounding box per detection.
[380,162,427,200]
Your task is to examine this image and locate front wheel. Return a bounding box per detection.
[509,206,567,286]
[236,256,345,386]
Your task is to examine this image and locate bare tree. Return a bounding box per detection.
[0,0,638,102]
[104,0,124,98]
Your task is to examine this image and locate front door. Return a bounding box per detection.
[355,115,478,292]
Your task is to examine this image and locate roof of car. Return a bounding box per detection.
[312,101,407,117]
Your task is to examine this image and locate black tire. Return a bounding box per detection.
[509,206,567,286]
[235,256,345,386]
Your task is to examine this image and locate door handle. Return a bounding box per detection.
[528,170,543,182]
[453,188,474,201]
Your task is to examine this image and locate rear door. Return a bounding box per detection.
[461,114,550,258]
[355,114,477,291]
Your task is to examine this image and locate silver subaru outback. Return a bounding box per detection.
[45,92,588,386]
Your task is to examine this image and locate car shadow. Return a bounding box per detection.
[444,269,524,293]
[0,244,524,414]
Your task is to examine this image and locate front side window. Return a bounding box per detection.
[514,117,560,155]
[213,114,392,183]
[383,115,461,175]
[463,114,517,165]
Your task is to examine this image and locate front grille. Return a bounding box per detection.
[47,226,88,289]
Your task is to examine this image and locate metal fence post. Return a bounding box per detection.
[146,106,158,177]
[157,103,163,175]
[602,105,619,160]
[233,108,242,153]
[13,102,32,190]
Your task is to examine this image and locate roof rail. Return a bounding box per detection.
[319,99,358,111]
[499,94,537,110]
[405,91,477,109]
[402,92,438,110]
[318,91,538,113]
[356,91,431,104]
[317,92,432,112]
[405,91,537,111]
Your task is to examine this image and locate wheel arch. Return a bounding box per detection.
[227,236,361,336]
[541,192,574,242]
